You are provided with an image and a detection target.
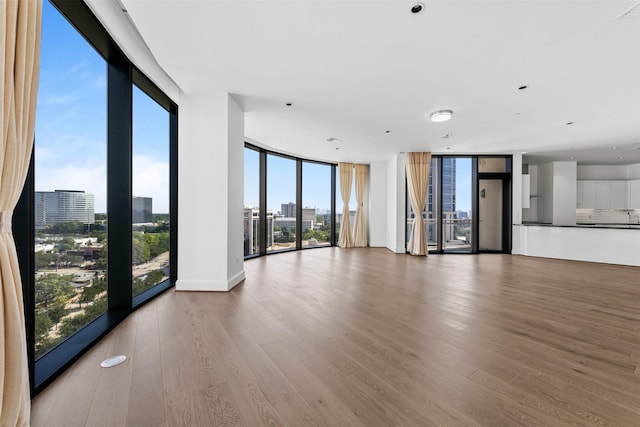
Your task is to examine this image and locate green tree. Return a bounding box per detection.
[35,274,75,308]
[132,232,151,264]
[35,252,57,270]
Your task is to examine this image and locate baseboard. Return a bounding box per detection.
[176,270,245,292]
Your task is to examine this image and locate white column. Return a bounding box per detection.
[385,153,406,253]
[368,162,387,247]
[177,92,245,291]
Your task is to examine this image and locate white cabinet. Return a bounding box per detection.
[629,180,640,208]
[578,180,628,209]
[595,181,610,209]
[576,181,583,208]
[609,181,627,209]
[581,181,597,208]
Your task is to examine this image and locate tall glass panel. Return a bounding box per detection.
[131,86,170,297]
[302,162,332,247]
[34,1,108,358]
[442,158,472,252]
[267,155,297,252]
[244,148,261,256]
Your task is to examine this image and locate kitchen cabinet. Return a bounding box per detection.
[630,180,640,208]
[577,180,628,209]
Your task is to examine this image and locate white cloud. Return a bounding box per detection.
[133,155,170,213]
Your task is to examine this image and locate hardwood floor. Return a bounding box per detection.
[31,248,640,426]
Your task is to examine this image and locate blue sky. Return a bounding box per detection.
[35,1,170,213]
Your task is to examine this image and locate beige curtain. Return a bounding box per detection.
[338,162,354,248]
[406,152,431,256]
[1,1,42,425]
[352,164,368,247]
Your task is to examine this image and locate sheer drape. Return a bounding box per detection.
[353,164,368,247]
[1,1,42,425]
[338,162,354,248]
[406,152,431,256]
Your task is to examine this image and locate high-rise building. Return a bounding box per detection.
[243,208,274,255]
[35,190,95,230]
[132,196,153,224]
[281,202,295,217]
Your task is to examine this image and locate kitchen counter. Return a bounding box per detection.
[513,224,640,267]
[521,222,640,230]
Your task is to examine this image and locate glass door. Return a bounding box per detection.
[478,179,503,251]
[442,157,472,253]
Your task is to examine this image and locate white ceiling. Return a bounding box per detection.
[115,0,640,165]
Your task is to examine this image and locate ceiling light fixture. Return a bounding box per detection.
[430,110,453,122]
[411,2,425,14]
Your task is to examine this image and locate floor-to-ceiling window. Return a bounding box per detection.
[302,162,333,247]
[244,143,336,257]
[244,147,262,256]
[131,86,171,297]
[33,1,108,358]
[442,157,472,253]
[267,154,298,253]
[407,155,511,254]
[16,0,178,394]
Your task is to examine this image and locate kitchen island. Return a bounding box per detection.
[513,223,640,267]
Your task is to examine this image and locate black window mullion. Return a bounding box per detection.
[259,150,267,254]
[296,160,302,249]
[106,56,133,314]
[331,164,336,246]
[169,105,179,281]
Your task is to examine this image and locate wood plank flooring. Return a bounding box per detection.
[31,248,640,426]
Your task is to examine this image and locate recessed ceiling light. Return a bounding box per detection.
[411,3,425,14]
[570,156,575,160]
[612,146,617,150]
[326,137,342,143]
[518,85,528,90]
[430,110,453,122]
[620,156,624,160]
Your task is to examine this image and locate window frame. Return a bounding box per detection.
[15,0,178,395]
[244,142,337,258]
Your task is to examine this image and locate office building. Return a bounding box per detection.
[132,196,153,224]
[34,190,95,230]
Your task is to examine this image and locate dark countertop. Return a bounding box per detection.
[519,222,640,230]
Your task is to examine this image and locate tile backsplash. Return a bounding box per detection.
[576,209,640,224]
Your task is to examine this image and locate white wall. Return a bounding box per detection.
[552,161,577,226]
[577,165,628,181]
[626,163,640,180]
[177,92,245,291]
[537,163,554,223]
[386,154,406,253]
[368,162,387,247]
